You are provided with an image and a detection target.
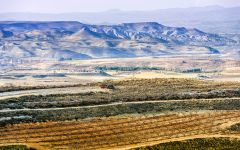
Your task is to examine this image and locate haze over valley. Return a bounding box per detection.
[1,6,240,34]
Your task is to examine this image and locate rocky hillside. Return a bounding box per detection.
[0,21,236,60]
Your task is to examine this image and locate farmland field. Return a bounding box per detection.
[0,111,240,149]
[0,78,240,149]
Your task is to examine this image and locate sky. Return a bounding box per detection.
[0,0,240,13]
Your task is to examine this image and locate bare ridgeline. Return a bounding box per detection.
[0,21,240,150]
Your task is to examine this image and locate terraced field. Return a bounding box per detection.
[0,78,240,149]
[0,111,240,150]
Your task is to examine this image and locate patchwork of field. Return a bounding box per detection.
[0,78,240,149]
[0,111,240,150]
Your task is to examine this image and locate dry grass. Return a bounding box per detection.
[134,138,240,150]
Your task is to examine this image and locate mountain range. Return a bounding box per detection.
[0,21,237,60]
[1,6,240,34]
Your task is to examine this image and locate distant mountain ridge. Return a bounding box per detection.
[1,6,240,34]
[0,21,236,60]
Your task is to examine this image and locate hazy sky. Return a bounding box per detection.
[1,0,240,13]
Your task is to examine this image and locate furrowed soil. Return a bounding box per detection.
[0,78,240,149]
[0,111,240,150]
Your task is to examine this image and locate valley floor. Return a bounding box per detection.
[1,56,240,88]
